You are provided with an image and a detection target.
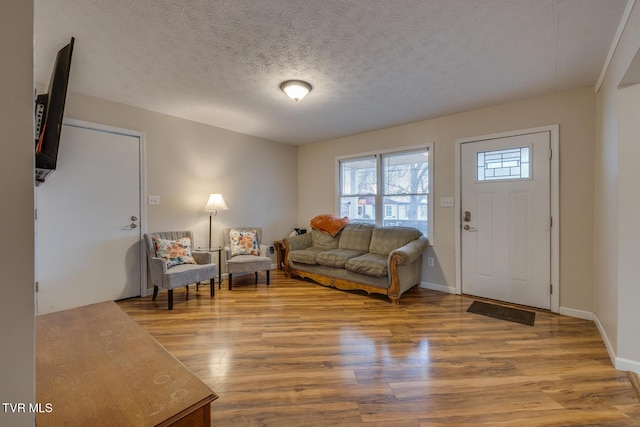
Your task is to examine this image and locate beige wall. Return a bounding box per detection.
[0,0,36,425]
[617,83,640,364]
[298,87,596,313]
[61,91,299,269]
[595,0,640,371]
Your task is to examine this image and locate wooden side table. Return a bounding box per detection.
[273,240,286,270]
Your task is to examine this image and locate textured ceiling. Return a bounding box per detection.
[34,0,628,145]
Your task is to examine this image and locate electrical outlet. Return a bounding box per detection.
[148,195,160,206]
[427,257,435,267]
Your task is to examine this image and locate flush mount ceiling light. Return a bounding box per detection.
[280,80,312,101]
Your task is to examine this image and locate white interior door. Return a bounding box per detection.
[36,122,142,315]
[460,131,551,309]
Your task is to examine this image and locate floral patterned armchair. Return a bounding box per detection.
[144,231,216,309]
[223,227,272,289]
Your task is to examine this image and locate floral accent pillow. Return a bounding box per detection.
[229,229,260,256]
[152,237,197,268]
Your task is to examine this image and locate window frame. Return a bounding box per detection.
[336,143,434,241]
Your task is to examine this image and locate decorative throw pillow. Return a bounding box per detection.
[152,237,197,268]
[229,229,260,256]
[310,214,350,237]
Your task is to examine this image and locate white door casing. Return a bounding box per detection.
[455,126,560,312]
[36,120,145,314]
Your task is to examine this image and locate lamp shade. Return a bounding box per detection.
[281,80,312,101]
[205,193,228,213]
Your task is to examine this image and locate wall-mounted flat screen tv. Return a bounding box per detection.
[35,37,74,185]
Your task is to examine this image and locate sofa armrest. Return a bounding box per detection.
[192,251,212,264]
[283,233,312,251]
[282,233,312,274]
[387,236,429,303]
[148,256,168,287]
[389,236,429,265]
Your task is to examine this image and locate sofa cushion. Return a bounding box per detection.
[316,249,365,268]
[288,247,325,265]
[311,229,340,250]
[369,226,423,255]
[345,253,388,277]
[339,223,375,252]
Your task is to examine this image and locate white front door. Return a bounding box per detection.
[36,122,143,314]
[460,131,551,309]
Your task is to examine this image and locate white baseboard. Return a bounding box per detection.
[558,306,593,320]
[593,313,640,374]
[616,357,640,374]
[420,282,456,294]
[593,313,616,367]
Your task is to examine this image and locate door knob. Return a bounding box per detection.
[463,224,470,230]
[131,216,138,221]
[130,223,137,229]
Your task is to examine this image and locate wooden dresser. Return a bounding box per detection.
[36,301,217,426]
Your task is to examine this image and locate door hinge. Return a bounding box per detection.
[549,148,553,160]
[550,284,553,294]
[35,281,39,292]
[34,209,37,220]
[550,217,553,227]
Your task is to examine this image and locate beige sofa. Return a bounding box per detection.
[284,223,428,304]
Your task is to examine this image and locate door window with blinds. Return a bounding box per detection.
[338,145,432,239]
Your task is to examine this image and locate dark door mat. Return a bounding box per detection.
[467,300,535,326]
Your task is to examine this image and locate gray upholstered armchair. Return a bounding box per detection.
[223,227,272,290]
[144,231,217,310]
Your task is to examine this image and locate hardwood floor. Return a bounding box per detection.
[117,270,640,426]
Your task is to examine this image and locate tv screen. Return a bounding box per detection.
[35,37,74,184]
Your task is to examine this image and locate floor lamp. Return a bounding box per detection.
[205,193,229,249]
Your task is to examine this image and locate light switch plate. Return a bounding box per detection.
[148,195,160,206]
[440,197,454,207]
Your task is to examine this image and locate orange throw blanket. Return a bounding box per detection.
[310,214,349,236]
